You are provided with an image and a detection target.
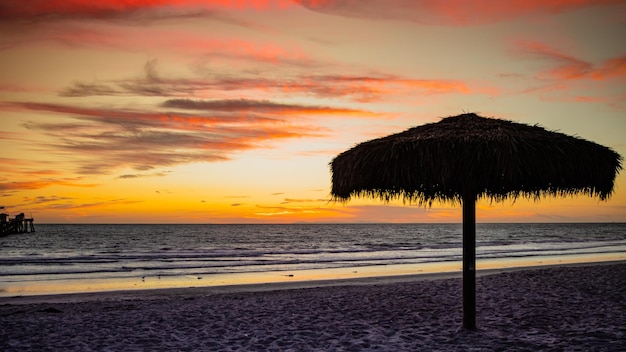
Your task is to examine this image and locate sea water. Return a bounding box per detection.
[1,223,625,296]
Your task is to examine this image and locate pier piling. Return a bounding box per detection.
[1,212,35,236]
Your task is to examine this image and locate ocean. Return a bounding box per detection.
[1,223,625,296]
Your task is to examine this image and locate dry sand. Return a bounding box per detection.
[1,262,625,351]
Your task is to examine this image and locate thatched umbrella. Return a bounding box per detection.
[330,113,622,330]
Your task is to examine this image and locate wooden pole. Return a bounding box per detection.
[462,192,477,330]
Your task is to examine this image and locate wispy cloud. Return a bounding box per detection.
[175,37,310,65]
[592,56,626,81]
[20,195,73,205]
[282,198,329,203]
[0,18,282,54]
[60,82,120,97]
[295,0,623,26]
[0,0,294,22]
[0,157,98,195]
[515,41,626,81]
[162,98,378,116]
[0,161,63,181]
[59,60,472,102]
[14,101,279,127]
[333,204,459,223]
[0,179,98,192]
[9,101,324,175]
[252,204,334,217]
[511,40,626,108]
[116,171,171,179]
[44,198,141,210]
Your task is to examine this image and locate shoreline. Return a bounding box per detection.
[3,258,625,305]
[3,223,624,300]
[2,261,624,351]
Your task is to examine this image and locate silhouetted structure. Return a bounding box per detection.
[330,113,623,330]
[1,212,35,236]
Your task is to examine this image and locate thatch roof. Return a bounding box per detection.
[330,113,623,205]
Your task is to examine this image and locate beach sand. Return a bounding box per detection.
[1,262,625,351]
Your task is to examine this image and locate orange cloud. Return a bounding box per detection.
[592,56,626,81]
[14,102,279,129]
[573,96,611,104]
[0,155,100,194]
[243,75,470,102]
[307,76,471,101]
[296,0,623,26]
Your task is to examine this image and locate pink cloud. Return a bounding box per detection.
[0,0,294,21]
[295,0,624,26]
[1,21,309,68]
[516,40,626,82]
[173,36,310,64]
[7,0,619,25]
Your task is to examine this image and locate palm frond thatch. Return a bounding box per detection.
[330,113,623,205]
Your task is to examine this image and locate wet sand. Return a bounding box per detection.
[1,262,625,351]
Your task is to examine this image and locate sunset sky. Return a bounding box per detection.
[1,0,625,224]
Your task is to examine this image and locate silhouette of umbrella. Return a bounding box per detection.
[330,113,622,330]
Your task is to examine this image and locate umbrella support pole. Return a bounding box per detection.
[462,193,476,330]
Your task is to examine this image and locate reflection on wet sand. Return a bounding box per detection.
[2,252,624,297]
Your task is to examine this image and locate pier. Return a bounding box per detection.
[1,212,35,236]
